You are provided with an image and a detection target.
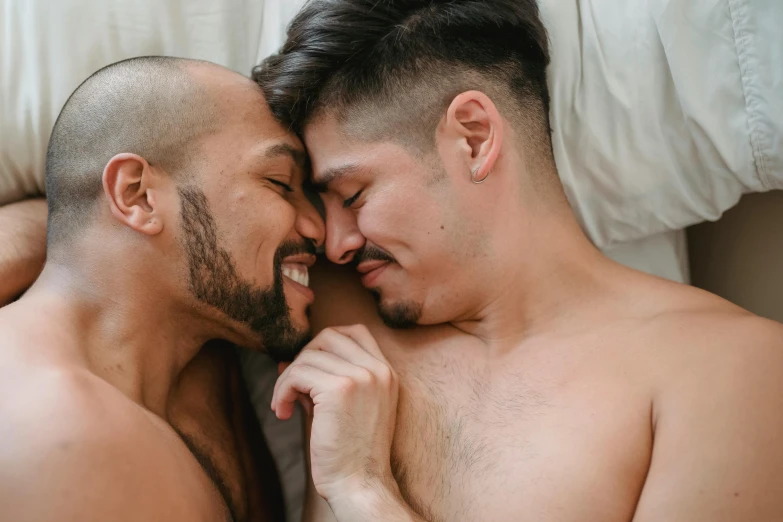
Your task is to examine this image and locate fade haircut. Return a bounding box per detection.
[45,56,223,252]
[253,0,551,155]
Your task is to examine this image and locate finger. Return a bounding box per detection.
[306,328,381,369]
[328,326,395,383]
[278,361,290,376]
[304,328,396,392]
[332,324,388,363]
[273,363,349,420]
[272,363,322,420]
[272,348,352,404]
[272,349,363,410]
[272,348,364,407]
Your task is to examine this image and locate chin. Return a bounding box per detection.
[374,294,423,330]
[288,305,311,331]
[265,326,312,362]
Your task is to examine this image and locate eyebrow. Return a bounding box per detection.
[263,143,309,172]
[310,163,363,193]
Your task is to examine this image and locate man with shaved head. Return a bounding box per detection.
[0,56,328,521]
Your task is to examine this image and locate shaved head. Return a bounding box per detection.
[45,56,228,250]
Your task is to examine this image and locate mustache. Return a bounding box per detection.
[273,239,317,282]
[275,239,317,261]
[354,244,396,265]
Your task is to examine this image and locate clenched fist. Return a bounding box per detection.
[272,325,399,502]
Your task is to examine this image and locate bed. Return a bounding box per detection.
[1,0,781,520]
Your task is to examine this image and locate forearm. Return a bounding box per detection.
[0,198,47,305]
[303,479,337,522]
[327,479,428,522]
[300,418,424,522]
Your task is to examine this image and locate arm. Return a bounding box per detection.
[0,198,47,305]
[274,325,428,522]
[301,415,425,522]
[633,318,783,521]
[302,413,339,522]
[327,481,429,522]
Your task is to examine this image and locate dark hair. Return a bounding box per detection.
[253,0,551,149]
[45,56,220,253]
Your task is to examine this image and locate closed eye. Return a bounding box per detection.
[268,179,295,193]
[343,190,363,209]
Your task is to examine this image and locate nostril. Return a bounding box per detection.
[337,249,356,265]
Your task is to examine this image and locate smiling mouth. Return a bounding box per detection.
[357,260,391,287]
[356,259,389,274]
[281,263,310,287]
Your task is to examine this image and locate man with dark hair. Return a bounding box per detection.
[0,56,334,521]
[261,1,783,521]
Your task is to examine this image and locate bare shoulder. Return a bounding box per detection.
[631,282,783,387]
[628,286,783,519]
[0,367,224,522]
[641,282,782,357]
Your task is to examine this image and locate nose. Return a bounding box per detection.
[294,195,326,249]
[325,204,365,264]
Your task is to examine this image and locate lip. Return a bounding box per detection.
[283,275,315,304]
[358,261,390,288]
[281,254,316,305]
[281,254,317,267]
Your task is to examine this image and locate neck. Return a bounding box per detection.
[24,259,215,418]
[451,203,624,351]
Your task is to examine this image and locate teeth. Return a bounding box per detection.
[282,265,309,287]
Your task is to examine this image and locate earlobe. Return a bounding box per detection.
[102,153,164,236]
[446,91,504,184]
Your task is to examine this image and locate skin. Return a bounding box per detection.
[0,63,325,521]
[274,90,783,522]
[0,199,47,305]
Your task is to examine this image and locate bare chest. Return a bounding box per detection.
[389,353,652,522]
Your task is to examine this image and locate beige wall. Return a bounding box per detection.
[688,191,783,323]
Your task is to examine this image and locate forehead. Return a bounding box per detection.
[303,114,417,188]
[199,80,307,177]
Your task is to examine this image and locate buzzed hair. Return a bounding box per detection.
[254,0,551,155]
[45,56,223,252]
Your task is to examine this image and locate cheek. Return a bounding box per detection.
[359,188,451,255]
[231,191,296,250]
[261,199,297,237]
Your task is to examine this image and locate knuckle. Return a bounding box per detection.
[288,364,306,379]
[377,364,395,383]
[335,376,357,395]
[322,328,343,345]
[351,324,371,335]
[315,327,335,340]
[356,367,375,385]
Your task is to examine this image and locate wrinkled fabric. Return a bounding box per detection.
[543,0,782,247]
[0,0,306,205]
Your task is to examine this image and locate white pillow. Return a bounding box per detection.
[2,0,781,240]
[0,0,306,206]
[542,0,783,248]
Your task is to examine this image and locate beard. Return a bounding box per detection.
[356,244,423,329]
[178,186,312,361]
[371,291,423,329]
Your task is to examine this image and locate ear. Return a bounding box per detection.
[442,91,504,184]
[101,153,165,236]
